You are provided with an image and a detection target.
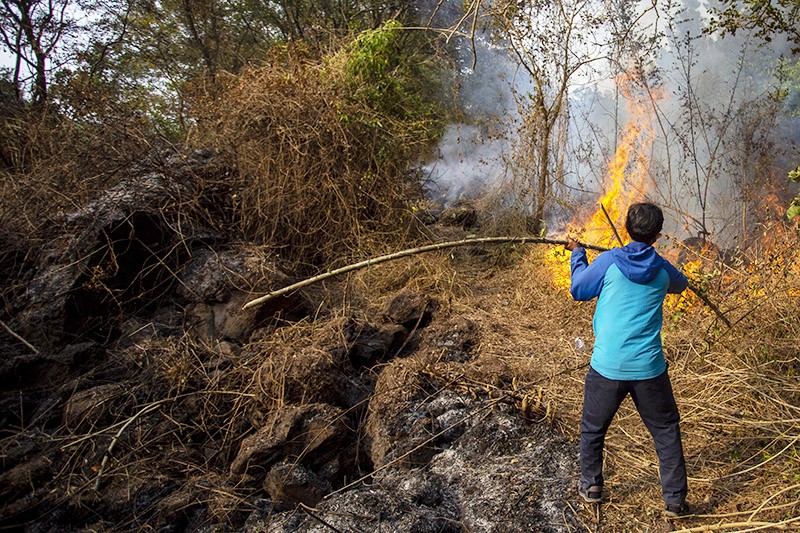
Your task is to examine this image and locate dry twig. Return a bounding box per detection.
[93,399,170,490]
[0,319,40,354]
[670,515,800,532]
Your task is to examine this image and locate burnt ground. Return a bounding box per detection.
[0,253,592,532]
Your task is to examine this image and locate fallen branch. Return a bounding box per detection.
[242,236,603,310]
[94,399,169,490]
[240,236,732,328]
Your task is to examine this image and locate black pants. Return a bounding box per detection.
[580,366,688,505]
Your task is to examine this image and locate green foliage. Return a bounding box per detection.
[346,20,403,85]
[339,20,444,127]
[788,200,800,221]
[320,20,447,174]
[790,200,800,221]
[706,0,800,53]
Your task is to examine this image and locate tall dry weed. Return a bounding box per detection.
[0,106,157,245]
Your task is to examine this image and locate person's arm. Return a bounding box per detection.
[663,260,688,294]
[566,239,608,301]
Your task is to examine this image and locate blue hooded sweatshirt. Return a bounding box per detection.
[570,241,688,380]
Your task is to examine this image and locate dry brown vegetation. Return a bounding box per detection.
[410,228,800,532]
[1,207,798,530]
[251,229,800,531]
[0,97,163,244]
[273,221,796,531]
[189,41,444,269]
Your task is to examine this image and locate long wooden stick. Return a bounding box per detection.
[242,236,604,310]
[241,236,731,328]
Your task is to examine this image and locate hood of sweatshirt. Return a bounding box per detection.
[610,241,665,284]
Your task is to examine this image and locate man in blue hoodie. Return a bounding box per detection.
[566,202,690,517]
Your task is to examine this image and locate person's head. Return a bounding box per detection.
[625,202,663,244]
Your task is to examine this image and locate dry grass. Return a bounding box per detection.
[352,250,475,310]
[284,222,795,530]
[0,106,157,244]
[2,207,798,531]
[223,225,800,532]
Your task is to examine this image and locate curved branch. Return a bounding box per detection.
[241,235,732,329]
[242,236,599,310]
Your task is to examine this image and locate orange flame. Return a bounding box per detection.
[547,75,800,315]
[584,76,657,246]
[547,74,659,289]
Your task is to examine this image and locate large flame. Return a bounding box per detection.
[548,74,658,289]
[584,75,656,246]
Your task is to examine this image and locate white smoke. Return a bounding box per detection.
[419,33,524,207]
[421,122,510,205]
[416,0,800,244]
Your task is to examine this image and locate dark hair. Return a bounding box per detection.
[625,202,663,244]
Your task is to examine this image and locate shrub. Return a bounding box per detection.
[191,27,447,268]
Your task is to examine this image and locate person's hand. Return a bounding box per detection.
[565,237,580,251]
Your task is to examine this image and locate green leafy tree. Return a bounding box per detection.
[707,0,800,53]
[250,0,415,44]
[95,0,420,83]
[65,0,419,137]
